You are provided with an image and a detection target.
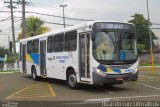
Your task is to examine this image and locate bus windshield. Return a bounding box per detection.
[93,30,137,64]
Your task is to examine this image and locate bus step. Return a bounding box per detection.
[79,81,91,84]
[41,75,47,78]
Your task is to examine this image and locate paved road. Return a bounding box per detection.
[0,70,160,107]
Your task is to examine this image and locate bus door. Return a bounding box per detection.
[40,40,47,76]
[22,44,26,73]
[79,33,90,81]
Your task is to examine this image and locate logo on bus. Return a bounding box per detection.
[53,56,69,63]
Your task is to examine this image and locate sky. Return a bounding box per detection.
[0,0,160,48]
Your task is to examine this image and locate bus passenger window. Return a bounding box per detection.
[27,41,32,54]
[32,39,39,53]
[47,36,53,53]
[65,30,77,51]
[54,33,64,52]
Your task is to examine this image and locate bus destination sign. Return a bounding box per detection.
[94,22,134,31]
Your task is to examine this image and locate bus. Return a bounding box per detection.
[19,21,138,89]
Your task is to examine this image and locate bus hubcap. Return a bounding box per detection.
[32,69,36,79]
[69,74,77,87]
[33,72,35,79]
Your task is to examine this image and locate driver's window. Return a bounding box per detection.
[95,32,114,60]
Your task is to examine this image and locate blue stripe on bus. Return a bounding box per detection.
[97,64,106,72]
[30,53,39,65]
[112,69,121,73]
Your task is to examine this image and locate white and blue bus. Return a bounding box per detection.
[19,21,138,89]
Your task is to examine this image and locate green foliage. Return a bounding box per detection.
[128,14,158,54]
[139,63,160,66]
[18,16,50,40]
[6,54,18,64]
[0,47,9,57]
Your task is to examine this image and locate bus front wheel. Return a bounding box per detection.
[67,70,79,89]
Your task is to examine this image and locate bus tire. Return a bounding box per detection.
[67,70,79,89]
[31,66,39,81]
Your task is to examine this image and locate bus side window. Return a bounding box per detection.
[27,41,32,54]
[32,39,39,53]
[47,36,54,53]
[54,33,64,52]
[65,30,77,51]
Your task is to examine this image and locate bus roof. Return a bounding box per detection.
[19,21,134,42]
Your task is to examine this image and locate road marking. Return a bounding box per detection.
[48,83,56,96]
[103,89,113,94]
[137,83,160,91]
[106,90,113,94]
[97,86,114,94]
[5,83,56,100]
[82,95,160,103]
[7,95,52,99]
[5,83,38,99]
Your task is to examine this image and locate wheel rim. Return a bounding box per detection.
[69,74,77,87]
[33,72,36,79]
[32,69,36,79]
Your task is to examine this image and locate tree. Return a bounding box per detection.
[0,47,9,57]
[128,14,158,54]
[18,16,50,40]
[6,54,18,64]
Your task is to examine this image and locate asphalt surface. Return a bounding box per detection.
[0,69,160,107]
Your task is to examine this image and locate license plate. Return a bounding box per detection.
[116,78,123,81]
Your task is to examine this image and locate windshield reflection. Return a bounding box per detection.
[94,31,137,61]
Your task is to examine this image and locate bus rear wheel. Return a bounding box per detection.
[31,67,39,81]
[67,70,79,89]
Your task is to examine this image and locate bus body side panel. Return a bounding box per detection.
[46,51,79,80]
[45,53,54,78]
[25,61,32,75]
[24,50,40,75]
[90,42,100,84]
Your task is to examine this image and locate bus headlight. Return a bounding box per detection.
[96,69,106,76]
[96,69,101,73]
[132,68,138,74]
[135,68,138,72]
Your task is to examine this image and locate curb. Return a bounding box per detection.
[138,66,160,71]
[0,72,20,74]
[139,66,160,68]
[0,72,14,74]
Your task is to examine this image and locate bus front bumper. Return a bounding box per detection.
[92,71,138,84]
